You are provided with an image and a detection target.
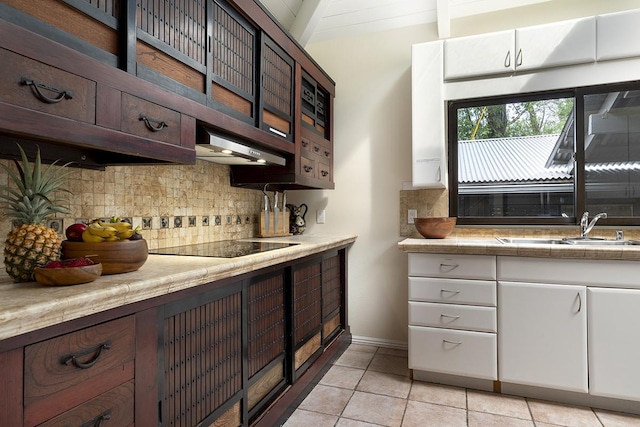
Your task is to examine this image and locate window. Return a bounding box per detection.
[449,82,640,226]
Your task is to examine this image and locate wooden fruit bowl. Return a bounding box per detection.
[61,239,148,275]
[34,263,103,286]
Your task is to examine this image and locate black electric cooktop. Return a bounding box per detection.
[149,240,298,258]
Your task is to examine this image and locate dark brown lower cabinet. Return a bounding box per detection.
[0,247,350,426]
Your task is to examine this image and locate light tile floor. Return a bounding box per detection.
[283,344,640,427]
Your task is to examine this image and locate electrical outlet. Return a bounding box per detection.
[408,209,417,224]
[316,209,326,224]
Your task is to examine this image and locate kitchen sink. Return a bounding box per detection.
[496,237,639,246]
[496,238,566,245]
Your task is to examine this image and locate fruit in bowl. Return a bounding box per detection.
[62,217,147,275]
[34,257,102,286]
[62,239,148,275]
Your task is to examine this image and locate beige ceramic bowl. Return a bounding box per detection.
[34,263,102,286]
[414,217,457,239]
[61,239,148,275]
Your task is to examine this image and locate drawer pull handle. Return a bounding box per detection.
[443,339,462,345]
[60,341,112,369]
[304,165,313,173]
[21,77,73,104]
[139,115,168,132]
[321,170,329,177]
[440,289,460,295]
[440,314,461,319]
[325,150,331,157]
[80,409,111,427]
[439,263,459,272]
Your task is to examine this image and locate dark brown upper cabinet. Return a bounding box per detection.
[0,0,335,188]
[260,34,294,142]
[210,0,258,125]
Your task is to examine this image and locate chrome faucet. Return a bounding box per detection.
[580,211,607,238]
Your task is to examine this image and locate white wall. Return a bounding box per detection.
[288,0,640,348]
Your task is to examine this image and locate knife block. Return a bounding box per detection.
[258,211,291,237]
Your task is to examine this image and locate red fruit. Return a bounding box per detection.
[62,257,95,267]
[65,223,88,242]
[44,260,64,269]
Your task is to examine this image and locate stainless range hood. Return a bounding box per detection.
[196,127,286,166]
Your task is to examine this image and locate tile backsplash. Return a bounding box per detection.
[0,159,264,250]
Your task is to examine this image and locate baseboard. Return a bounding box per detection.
[351,335,408,350]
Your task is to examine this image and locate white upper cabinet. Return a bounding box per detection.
[444,18,596,80]
[597,9,640,61]
[411,41,447,188]
[444,30,515,80]
[515,17,596,71]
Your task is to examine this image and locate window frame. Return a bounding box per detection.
[449,81,640,227]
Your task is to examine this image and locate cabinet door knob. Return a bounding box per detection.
[21,76,73,104]
[504,50,511,68]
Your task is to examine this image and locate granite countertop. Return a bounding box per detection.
[0,234,357,342]
[398,236,640,261]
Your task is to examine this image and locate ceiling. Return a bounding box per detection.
[256,0,553,45]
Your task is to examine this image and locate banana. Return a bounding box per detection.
[104,235,120,242]
[117,228,135,240]
[98,220,132,233]
[82,229,105,243]
[87,222,118,238]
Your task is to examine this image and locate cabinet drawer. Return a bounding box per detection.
[24,316,135,406]
[408,253,496,280]
[409,277,496,306]
[301,156,316,178]
[38,380,134,427]
[121,92,181,145]
[0,48,96,124]
[409,302,496,332]
[409,326,497,380]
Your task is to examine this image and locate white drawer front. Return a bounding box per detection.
[409,253,496,280]
[409,326,497,380]
[409,277,496,306]
[409,302,496,332]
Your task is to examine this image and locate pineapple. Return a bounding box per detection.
[0,145,72,282]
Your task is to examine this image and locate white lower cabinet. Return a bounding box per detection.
[407,252,640,407]
[409,326,497,379]
[408,253,497,380]
[588,287,640,401]
[498,281,588,393]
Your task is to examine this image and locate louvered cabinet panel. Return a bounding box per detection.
[301,70,330,140]
[136,0,207,93]
[247,274,285,378]
[161,290,243,427]
[246,273,286,415]
[322,252,342,343]
[260,35,294,141]
[292,259,322,375]
[211,0,257,123]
